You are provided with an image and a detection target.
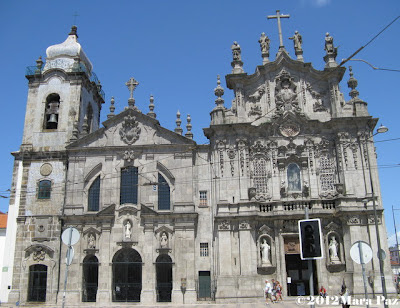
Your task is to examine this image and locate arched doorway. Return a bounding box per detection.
[28,264,47,302]
[82,255,99,302]
[112,248,142,302]
[156,254,173,302]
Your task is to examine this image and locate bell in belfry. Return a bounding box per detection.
[46,113,58,129]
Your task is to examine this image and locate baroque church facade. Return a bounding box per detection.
[6,20,395,305]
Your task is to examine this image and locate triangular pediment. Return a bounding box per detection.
[82,226,101,236]
[97,204,115,216]
[67,108,196,149]
[155,225,174,235]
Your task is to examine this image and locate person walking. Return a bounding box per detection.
[275,281,283,301]
[264,279,273,304]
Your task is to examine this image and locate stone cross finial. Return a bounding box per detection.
[267,10,290,49]
[126,77,139,99]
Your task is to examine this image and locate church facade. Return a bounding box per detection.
[6,20,395,305]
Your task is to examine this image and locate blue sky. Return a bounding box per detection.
[1,1,400,243]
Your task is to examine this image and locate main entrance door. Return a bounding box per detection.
[156,254,172,302]
[285,254,318,296]
[112,248,142,302]
[28,264,47,302]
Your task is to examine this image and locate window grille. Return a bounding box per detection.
[199,191,208,206]
[200,243,209,257]
[319,155,335,191]
[38,180,51,199]
[88,176,100,211]
[158,173,170,210]
[120,167,138,204]
[253,157,268,194]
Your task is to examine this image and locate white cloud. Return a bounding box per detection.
[305,0,331,7]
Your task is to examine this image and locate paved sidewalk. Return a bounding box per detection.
[8,296,400,307]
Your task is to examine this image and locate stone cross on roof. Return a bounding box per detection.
[267,10,290,49]
[126,77,139,99]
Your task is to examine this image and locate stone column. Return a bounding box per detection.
[141,225,156,304]
[97,228,111,303]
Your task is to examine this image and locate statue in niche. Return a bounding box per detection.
[329,236,340,263]
[124,221,132,239]
[288,164,301,192]
[258,32,270,54]
[260,238,271,265]
[88,234,96,249]
[289,30,302,52]
[231,41,241,61]
[160,232,168,248]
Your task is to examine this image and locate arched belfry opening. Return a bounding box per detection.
[112,248,142,302]
[28,264,47,302]
[44,93,60,129]
[156,254,173,302]
[82,255,99,302]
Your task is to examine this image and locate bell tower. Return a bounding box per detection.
[21,26,104,152]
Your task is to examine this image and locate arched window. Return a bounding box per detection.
[287,163,301,192]
[120,167,138,204]
[44,93,60,129]
[38,180,51,199]
[112,248,142,302]
[88,176,100,211]
[82,255,99,302]
[28,264,47,302]
[158,173,170,210]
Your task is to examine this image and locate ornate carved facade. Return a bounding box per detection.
[6,19,395,306]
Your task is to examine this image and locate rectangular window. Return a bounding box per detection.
[199,191,208,207]
[38,180,51,199]
[200,243,209,257]
[120,167,138,204]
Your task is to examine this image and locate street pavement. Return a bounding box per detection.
[10,296,400,307]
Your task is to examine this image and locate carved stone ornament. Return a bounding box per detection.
[275,70,300,114]
[218,220,230,231]
[279,122,300,137]
[347,216,360,225]
[40,163,53,176]
[123,150,136,162]
[119,115,141,145]
[239,221,250,230]
[33,247,46,261]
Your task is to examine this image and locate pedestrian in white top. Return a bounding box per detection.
[264,279,273,303]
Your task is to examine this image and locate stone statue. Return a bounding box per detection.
[289,31,302,51]
[124,221,132,239]
[260,238,271,264]
[88,234,96,249]
[329,236,340,263]
[258,33,270,54]
[231,41,242,61]
[160,232,168,248]
[324,32,334,54]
